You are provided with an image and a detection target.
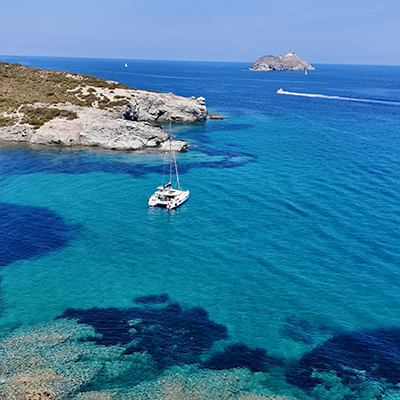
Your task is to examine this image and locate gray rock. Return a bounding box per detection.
[119,92,207,123]
[248,51,315,72]
[0,89,207,152]
[0,105,169,151]
[158,139,189,153]
[208,113,225,120]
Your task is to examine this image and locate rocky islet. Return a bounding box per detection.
[248,51,315,72]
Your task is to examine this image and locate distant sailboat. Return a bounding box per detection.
[125,63,128,67]
[305,69,307,75]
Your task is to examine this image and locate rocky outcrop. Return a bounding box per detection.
[248,51,314,72]
[208,113,225,120]
[0,63,207,152]
[0,104,192,152]
[119,91,207,123]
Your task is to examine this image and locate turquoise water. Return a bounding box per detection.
[1,56,400,399]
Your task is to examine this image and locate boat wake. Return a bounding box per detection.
[277,88,400,106]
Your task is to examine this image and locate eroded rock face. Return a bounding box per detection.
[0,100,196,152]
[120,92,207,123]
[0,89,207,152]
[248,52,315,71]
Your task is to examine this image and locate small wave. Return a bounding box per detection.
[277,88,400,106]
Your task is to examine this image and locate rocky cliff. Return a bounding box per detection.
[0,62,207,152]
[248,51,314,72]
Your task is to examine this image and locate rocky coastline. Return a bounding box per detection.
[0,62,208,152]
[248,51,314,72]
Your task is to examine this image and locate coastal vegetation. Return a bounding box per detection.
[20,106,78,129]
[0,62,131,127]
[0,62,207,151]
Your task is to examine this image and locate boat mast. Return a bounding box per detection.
[168,122,180,189]
[174,150,181,190]
[169,131,172,185]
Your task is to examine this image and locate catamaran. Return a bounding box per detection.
[148,137,189,210]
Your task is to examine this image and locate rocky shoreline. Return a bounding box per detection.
[0,63,208,152]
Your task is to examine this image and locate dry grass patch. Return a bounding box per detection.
[0,62,131,114]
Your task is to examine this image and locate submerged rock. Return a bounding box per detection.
[286,327,400,394]
[0,319,159,399]
[202,343,278,373]
[208,113,225,120]
[60,298,229,369]
[124,365,289,400]
[248,51,314,72]
[133,293,170,305]
[0,320,115,399]
[0,304,287,399]
[158,139,189,153]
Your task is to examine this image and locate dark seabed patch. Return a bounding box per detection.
[60,298,229,369]
[287,327,400,393]
[133,293,170,305]
[0,143,257,178]
[0,203,72,266]
[281,315,331,345]
[202,343,279,373]
[60,295,279,373]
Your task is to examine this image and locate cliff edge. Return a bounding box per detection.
[0,62,208,152]
[248,51,315,72]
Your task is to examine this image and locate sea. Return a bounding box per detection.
[0,56,400,400]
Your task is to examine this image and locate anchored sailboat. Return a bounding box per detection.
[148,133,189,210]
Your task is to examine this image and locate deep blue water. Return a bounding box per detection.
[1,55,400,399]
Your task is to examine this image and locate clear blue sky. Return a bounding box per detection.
[1,0,400,65]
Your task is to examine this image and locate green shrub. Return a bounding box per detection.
[0,61,140,114]
[21,106,78,129]
[0,116,16,127]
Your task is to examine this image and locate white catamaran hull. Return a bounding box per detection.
[166,190,190,210]
[148,188,190,210]
[148,130,189,210]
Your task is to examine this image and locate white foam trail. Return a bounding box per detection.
[277,89,400,106]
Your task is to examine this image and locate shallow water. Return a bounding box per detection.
[1,56,400,399]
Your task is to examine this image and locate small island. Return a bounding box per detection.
[0,62,208,152]
[248,51,315,72]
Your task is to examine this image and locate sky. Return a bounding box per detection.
[1,0,400,65]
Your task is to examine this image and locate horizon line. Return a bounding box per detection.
[1,54,400,67]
